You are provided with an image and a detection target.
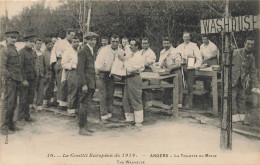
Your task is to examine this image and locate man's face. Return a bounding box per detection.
[101,39,108,47]
[111,37,119,49]
[202,37,209,45]
[35,40,42,50]
[87,38,97,48]
[6,36,17,46]
[244,40,254,52]
[163,41,171,50]
[183,33,191,44]
[122,39,129,47]
[67,32,75,42]
[46,42,53,50]
[130,40,138,53]
[26,40,35,48]
[142,40,149,50]
[71,39,80,49]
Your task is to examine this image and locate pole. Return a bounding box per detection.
[220,0,232,150]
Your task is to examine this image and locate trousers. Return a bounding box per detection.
[43,76,55,100]
[232,80,246,115]
[66,70,79,110]
[78,88,95,128]
[18,79,36,120]
[35,77,45,106]
[123,74,143,113]
[96,72,115,117]
[1,78,20,129]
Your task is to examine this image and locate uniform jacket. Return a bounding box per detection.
[232,48,258,89]
[0,44,23,82]
[76,45,96,89]
[19,46,37,80]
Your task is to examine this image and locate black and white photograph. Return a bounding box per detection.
[0,0,259,164]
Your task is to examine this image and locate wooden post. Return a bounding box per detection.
[220,0,232,150]
[212,72,218,116]
[173,74,179,117]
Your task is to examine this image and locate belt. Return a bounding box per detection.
[125,73,140,78]
[65,68,76,71]
[100,71,110,74]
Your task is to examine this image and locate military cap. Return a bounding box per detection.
[4,31,20,38]
[84,32,99,40]
[23,34,37,41]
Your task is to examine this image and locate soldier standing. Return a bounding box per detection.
[176,32,202,109]
[76,32,99,135]
[17,34,37,125]
[34,38,45,111]
[95,34,124,123]
[61,37,80,114]
[0,31,22,134]
[232,37,259,124]
[118,38,145,127]
[42,38,55,107]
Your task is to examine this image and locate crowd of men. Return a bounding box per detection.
[0,29,259,136]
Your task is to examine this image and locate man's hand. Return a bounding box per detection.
[82,85,88,91]
[22,80,29,87]
[251,88,260,93]
[118,54,125,62]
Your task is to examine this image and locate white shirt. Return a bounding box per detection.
[159,46,181,68]
[61,47,78,70]
[95,45,124,71]
[50,38,71,64]
[141,48,156,67]
[200,40,219,60]
[35,49,43,57]
[87,43,94,56]
[124,50,145,74]
[176,42,202,68]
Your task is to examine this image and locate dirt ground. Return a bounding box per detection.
[1,99,260,165]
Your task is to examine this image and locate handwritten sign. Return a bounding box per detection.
[201,15,258,34]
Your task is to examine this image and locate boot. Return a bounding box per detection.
[79,128,92,136]
[232,114,240,123]
[125,113,134,123]
[1,126,15,135]
[43,100,49,108]
[9,124,21,131]
[67,109,76,114]
[134,110,143,127]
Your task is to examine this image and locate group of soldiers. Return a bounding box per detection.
[0,29,259,136]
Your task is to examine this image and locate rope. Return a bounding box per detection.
[201,1,223,17]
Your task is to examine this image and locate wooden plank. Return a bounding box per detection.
[44,107,76,117]
[150,107,173,115]
[151,100,172,110]
[142,84,174,89]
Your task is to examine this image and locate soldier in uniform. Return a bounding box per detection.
[17,34,37,125]
[140,38,156,111]
[232,37,259,124]
[42,38,55,107]
[155,37,182,108]
[176,32,202,109]
[95,34,124,123]
[118,38,145,127]
[34,38,45,111]
[0,31,22,134]
[76,32,99,135]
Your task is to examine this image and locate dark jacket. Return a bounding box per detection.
[0,44,23,82]
[76,45,96,89]
[19,46,37,80]
[232,48,258,89]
